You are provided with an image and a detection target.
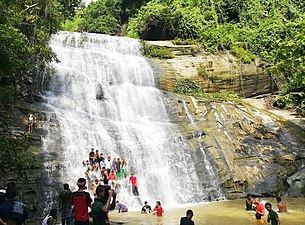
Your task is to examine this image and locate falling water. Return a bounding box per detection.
[42,31,213,208]
[181,99,195,124]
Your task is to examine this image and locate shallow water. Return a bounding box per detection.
[110,198,305,225]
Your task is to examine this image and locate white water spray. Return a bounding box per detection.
[43,32,205,208]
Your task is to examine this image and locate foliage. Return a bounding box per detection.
[127,0,176,40]
[0,137,41,179]
[0,0,70,103]
[143,44,174,59]
[173,78,240,101]
[173,79,202,95]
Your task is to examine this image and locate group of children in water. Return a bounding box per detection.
[246,195,287,225]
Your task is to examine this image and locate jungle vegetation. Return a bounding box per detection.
[1,0,304,112]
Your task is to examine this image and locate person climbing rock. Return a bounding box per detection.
[59,183,72,225]
[265,203,280,225]
[180,209,195,225]
[42,209,57,225]
[129,173,139,196]
[71,178,92,225]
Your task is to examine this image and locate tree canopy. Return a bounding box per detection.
[1,0,304,113]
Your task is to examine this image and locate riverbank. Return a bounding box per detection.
[110,198,305,225]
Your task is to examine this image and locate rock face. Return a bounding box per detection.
[163,92,305,198]
[287,168,305,197]
[147,41,274,97]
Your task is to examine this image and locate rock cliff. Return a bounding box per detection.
[147,41,274,97]
[163,92,305,198]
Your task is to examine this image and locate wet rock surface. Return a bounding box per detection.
[163,92,305,198]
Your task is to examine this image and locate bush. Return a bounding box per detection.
[173,79,202,95]
[143,44,174,59]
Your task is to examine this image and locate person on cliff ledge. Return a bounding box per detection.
[28,113,36,133]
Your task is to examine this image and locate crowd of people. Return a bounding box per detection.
[245,194,287,225]
[83,148,129,193]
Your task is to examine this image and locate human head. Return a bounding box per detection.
[265,202,272,211]
[116,200,119,205]
[144,201,148,205]
[108,156,111,160]
[95,179,99,184]
[186,209,194,219]
[77,178,87,189]
[5,182,17,200]
[276,196,282,203]
[156,201,161,206]
[247,194,252,199]
[96,185,111,199]
[63,183,69,190]
[50,208,57,217]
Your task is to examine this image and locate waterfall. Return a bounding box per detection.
[43,31,206,208]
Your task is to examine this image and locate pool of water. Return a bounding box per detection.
[109,198,305,225]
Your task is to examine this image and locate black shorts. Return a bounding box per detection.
[75,220,89,225]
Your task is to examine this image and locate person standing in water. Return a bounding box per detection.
[141,201,152,214]
[180,209,195,225]
[245,194,254,211]
[70,178,92,225]
[153,201,164,217]
[59,183,72,225]
[91,185,116,225]
[265,203,280,225]
[254,198,264,220]
[275,197,287,213]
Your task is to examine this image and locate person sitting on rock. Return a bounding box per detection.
[108,171,117,189]
[91,179,100,195]
[89,149,95,165]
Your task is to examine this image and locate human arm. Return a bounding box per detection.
[0,218,6,225]
[108,192,117,210]
[100,190,115,213]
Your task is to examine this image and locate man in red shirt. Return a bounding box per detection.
[129,173,139,196]
[71,178,92,225]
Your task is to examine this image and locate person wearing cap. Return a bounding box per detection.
[71,178,92,225]
[141,201,152,214]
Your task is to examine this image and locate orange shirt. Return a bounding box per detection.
[256,203,264,215]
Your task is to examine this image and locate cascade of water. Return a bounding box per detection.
[43,31,212,208]
[181,99,195,124]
